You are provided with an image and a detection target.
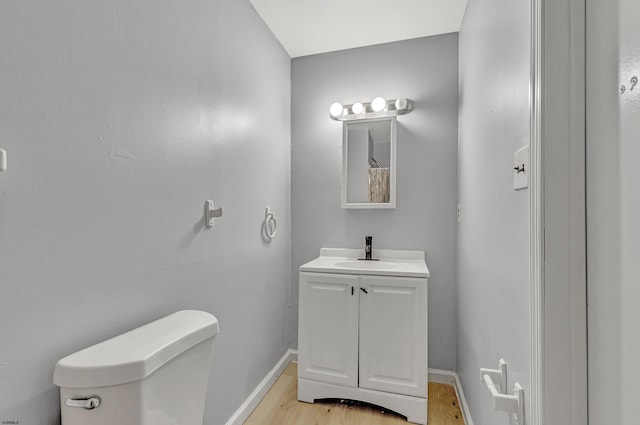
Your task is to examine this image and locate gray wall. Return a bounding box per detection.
[457,0,531,424]
[291,34,459,370]
[0,1,291,425]
[587,0,640,422]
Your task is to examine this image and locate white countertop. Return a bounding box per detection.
[300,248,430,278]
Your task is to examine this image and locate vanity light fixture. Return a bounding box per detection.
[330,102,345,117]
[351,102,365,115]
[328,97,413,121]
[395,98,408,110]
[371,97,387,112]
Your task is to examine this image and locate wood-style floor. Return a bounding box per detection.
[244,363,465,425]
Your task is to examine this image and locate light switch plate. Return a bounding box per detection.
[513,146,529,190]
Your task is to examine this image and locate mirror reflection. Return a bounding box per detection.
[343,117,396,208]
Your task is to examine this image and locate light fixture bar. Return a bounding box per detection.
[329,98,413,121]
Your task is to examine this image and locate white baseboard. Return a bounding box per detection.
[224,349,298,425]
[428,369,474,425]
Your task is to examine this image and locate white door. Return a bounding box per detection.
[358,275,427,397]
[298,272,359,387]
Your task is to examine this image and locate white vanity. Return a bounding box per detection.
[297,248,429,424]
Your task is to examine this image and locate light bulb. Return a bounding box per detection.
[329,102,344,117]
[352,102,364,114]
[395,98,408,110]
[371,97,386,112]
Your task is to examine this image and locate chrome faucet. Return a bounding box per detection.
[358,236,378,261]
[365,236,373,260]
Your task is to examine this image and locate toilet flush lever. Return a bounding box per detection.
[65,396,101,410]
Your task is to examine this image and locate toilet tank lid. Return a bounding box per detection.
[53,310,220,389]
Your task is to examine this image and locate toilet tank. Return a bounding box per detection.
[53,310,220,425]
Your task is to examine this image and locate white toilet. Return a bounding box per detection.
[53,310,220,425]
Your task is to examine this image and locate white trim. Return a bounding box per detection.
[535,0,588,423]
[530,0,544,424]
[428,369,474,425]
[428,368,456,385]
[532,0,589,423]
[224,349,298,425]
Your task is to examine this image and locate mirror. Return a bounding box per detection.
[342,117,397,208]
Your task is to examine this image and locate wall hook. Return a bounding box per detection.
[205,200,223,228]
[631,76,638,91]
[480,358,508,393]
[483,377,525,424]
[481,359,525,424]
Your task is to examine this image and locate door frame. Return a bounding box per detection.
[530,0,588,424]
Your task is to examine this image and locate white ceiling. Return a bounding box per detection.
[249,0,468,58]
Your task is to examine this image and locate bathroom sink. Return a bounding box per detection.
[300,248,430,278]
[334,261,398,270]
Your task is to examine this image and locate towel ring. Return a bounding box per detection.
[263,207,277,240]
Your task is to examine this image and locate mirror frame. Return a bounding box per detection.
[341,116,397,209]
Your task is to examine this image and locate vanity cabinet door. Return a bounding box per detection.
[298,272,360,387]
[358,275,427,397]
